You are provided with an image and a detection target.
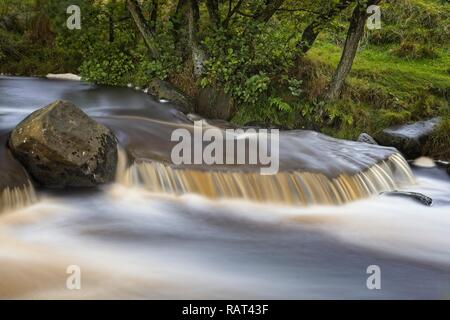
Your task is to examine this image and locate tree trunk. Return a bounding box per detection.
[126,0,158,57]
[255,0,285,23]
[108,0,116,43]
[108,14,114,42]
[206,0,220,27]
[149,0,158,33]
[296,0,354,55]
[222,0,244,27]
[325,1,379,100]
[188,0,205,77]
[170,0,189,48]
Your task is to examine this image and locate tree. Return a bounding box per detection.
[205,0,220,27]
[126,0,158,57]
[325,0,381,100]
[254,0,285,23]
[296,0,355,56]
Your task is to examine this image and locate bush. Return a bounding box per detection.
[200,21,300,125]
[133,32,181,87]
[79,44,135,86]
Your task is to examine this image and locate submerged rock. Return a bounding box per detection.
[357,133,378,145]
[9,100,118,188]
[375,118,441,159]
[381,191,433,206]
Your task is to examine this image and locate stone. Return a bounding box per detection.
[381,191,433,206]
[147,79,194,113]
[357,133,378,145]
[8,100,118,188]
[375,117,441,159]
[196,87,235,120]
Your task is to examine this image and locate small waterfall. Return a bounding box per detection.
[115,147,415,205]
[115,146,141,187]
[0,182,37,213]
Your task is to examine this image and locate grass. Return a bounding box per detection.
[309,42,450,101]
[303,35,449,158]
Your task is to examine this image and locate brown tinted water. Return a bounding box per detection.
[0,77,448,299]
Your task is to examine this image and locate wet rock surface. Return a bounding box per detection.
[196,87,235,120]
[375,118,441,159]
[357,133,378,145]
[9,100,117,188]
[147,79,194,113]
[381,190,433,206]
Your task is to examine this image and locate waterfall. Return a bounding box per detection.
[0,182,37,213]
[116,147,414,205]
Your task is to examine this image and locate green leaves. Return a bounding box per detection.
[200,18,300,125]
[287,79,303,97]
[79,44,134,86]
[269,97,293,113]
[241,73,270,104]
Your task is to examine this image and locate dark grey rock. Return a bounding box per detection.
[375,117,441,159]
[357,133,378,145]
[439,161,450,175]
[196,87,235,120]
[147,79,194,113]
[381,191,433,206]
[9,100,118,188]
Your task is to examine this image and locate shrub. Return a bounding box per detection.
[79,44,135,86]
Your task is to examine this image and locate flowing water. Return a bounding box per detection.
[0,76,449,299]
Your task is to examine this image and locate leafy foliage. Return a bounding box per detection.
[79,44,134,85]
[0,0,448,151]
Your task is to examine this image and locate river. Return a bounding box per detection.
[0,76,449,299]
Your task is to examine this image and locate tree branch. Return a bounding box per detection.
[206,0,220,27]
[296,0,355,56]
[254,0,285,23]
[223,0,245,27]
[126,0,158,57]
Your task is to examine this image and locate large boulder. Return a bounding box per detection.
[375,117,441,159]
[8,100,118,188]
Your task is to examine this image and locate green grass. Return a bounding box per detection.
[304,37,450,157]
[309,42,450,101]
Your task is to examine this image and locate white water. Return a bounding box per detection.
[0,77,449,299]
[0,167,449,299]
